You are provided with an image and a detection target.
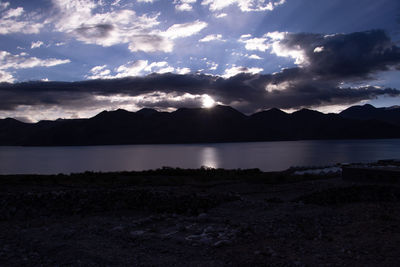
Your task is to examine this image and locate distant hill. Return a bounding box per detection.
[1,105,400,146]
[340,104,400,126]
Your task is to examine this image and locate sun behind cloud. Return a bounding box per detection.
[202,94,215,108]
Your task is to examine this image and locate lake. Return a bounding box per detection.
[1,139,400,174]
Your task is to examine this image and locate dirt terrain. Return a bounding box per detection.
[1,170,400,266]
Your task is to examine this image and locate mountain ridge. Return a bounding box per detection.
[1,104,400,146]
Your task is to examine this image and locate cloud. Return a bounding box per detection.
[0,51,70,70]
[176,67,191,74]
[266,30,400,79]
[239,34,270,52]
[52,0,161,49]
[214,13,227,18]
[0,3,43,34]
[0,2,10,10]
[87,65,112,80]
[0,50,70,82]
[174,0,197,11]
[223,66,263,78]
[201,0,286,12]
[1,30,400,118]
[2,6,23,18]
[1,73,399,115]
[50,0,206,53]
[313,46,324,53]
[248,54,263,60]
[31,41,44,49]
[128,35,174,53]
[199,34,225,42]
[164,20,208,39]
[125,92,209,110]
[86,60,178,79]
[207,61,219,71]
[0,70,13,83]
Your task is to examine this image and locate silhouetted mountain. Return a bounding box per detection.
[136,108,159,117]
[0,105,399,146]
[340,104,400,126]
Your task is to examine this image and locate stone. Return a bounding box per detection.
[213,239,231,247]
[111,226,124,232]
[130,230,145,238]
[197,213,208,222]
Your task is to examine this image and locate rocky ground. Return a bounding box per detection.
[1,170,400,266]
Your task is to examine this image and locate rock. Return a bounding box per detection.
[267,247,277,257]
[177,224,186,232]
[185,234,201,241]
[197,213,208,222]
[199,236,213,245]
[130,230,145,238]
[213,239,231,247]
[203,226,214,233]
[111,226,124,232]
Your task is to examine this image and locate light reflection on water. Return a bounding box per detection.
[1,139,400,174]
[200,147,219,168]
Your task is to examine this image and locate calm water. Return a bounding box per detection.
[1,139,400,174]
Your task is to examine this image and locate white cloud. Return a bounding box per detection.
[0,50,70,82]
[87,60,178,79]
[222,65,263,78]
[248,54,263,59]
[111,0,122,6]
[137,0,155,2]
[265,81,289,93]
[91,65,107,73]
[240,34,252,38]
[2,6,23,18]
[0,4,43,34]
[214,13,227,18]
[314,46,324,53]
[116,60,175,76]
[164,20,207,39]
[0,51,70,70]
[51,0,165,52]
[115,60,149,77]
[264,31,307,65]
[0,70,13,83]
[144,61,174,74]
[87,65,113,79]
[31,41,44,49]
[199,34,225,42]
[0,2,10,10]
[201,0,236,11]
[201,0,286,12]
[206,61,218,70]
[240,31,307,66]
[51,0,206,53]
[265,31,286,40]
[239,35,269,52]
[174,0,197,11]
[176,67,191,74]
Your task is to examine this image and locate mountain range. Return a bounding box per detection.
[1,104,400,146]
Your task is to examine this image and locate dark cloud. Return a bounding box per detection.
[281,30,400,79]
[0,30,400,114]
[76,24,114,38]
[1,74,399,113]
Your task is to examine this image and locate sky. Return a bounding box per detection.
[0,0,399,122]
